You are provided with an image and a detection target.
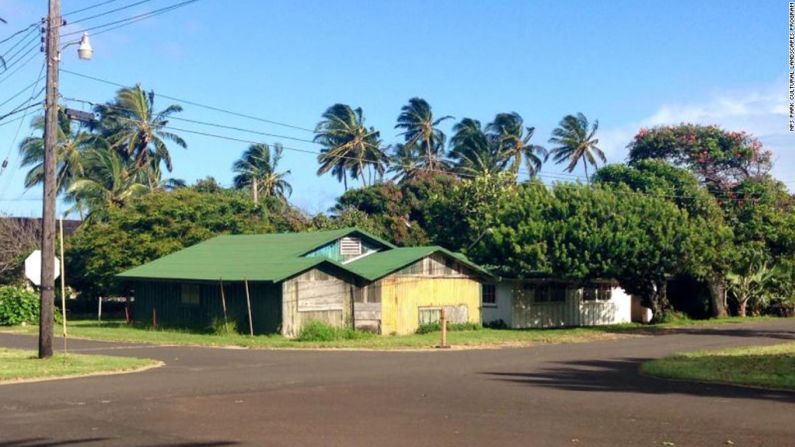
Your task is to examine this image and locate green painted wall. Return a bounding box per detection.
[131,280,282,334]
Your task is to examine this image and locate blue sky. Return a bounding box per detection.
[0,0,790,217]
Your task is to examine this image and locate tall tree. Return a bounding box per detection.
[314,104,387,189]
[594,160,734,317]
[388,143,422,181]
[19,110,104,195]
[486,112,547,177]
[66,149,149,221]
[232,143,292,204]
[394,97,452,173]
[94,85,187,178]
[548,113,605,181]
[627,124,771,192]
[448,118,504,176]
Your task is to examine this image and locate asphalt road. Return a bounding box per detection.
[1,320,794,447]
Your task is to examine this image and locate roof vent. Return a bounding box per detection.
[340,237,362,257]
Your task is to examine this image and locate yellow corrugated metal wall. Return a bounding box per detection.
[379,276,481,335]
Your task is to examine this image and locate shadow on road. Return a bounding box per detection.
[482,357,795,404]
[0,439,239,447]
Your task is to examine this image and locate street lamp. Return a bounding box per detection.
[61,32,93,60]
[77,32,92,60]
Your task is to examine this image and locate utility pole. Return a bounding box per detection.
[39,0,61,359]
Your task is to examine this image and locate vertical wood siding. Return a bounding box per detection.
[379,276,481,335]
[131,280,282,334]
[510,282,632,328]
[281,268,357,337]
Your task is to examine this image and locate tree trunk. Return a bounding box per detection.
[738,299,748,317]
[707,278,728,318]
[251,178,258,205]
[343,172,348,191]
[649,280,670,323]
[583,158,590,183]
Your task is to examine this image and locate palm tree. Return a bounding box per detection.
[548,113,606,181]
[94,85,187,173]
[486,112,547,177]
[394,97,452,173]
[66,149,149,221]
[19,110,104,195]
[232,143,292,204]
[314,104,387,190]
[448,118,505,176]
[388,143,422,181]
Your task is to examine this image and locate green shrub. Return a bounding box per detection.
[209,317,238,335]
[297,320,371,342]
[484,319,509,329]
[657,310,691,324]
[416,321,481,334]
[0,286,40,326]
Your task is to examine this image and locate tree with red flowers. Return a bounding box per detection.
[627,124,771,192]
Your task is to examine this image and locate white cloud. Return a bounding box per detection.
[599,80,795,186]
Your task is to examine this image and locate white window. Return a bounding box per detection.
[181,284,200,306]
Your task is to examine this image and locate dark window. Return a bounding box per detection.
[535,284,566,303]
[550,286,566,302]
[583,284,612,301]
[582,287,598,301]
[534,285,549,303]
[482,284,496,305]
[181,284,200,306]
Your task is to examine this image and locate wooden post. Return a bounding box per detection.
[97,296,102,322]
[219,278,228,323]
[439,307,449,349]
[244,279,254,336]
[124,296,131,324]
[152,307,158,329]
[59,217,67,354]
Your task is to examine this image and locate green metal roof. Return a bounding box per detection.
[344,246,494,281]
[117,227,391,282]
[117,227,492,283]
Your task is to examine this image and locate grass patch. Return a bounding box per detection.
[641,342,795,390]
[415,321,481,334]
[0,348,158,383]
[0,316,779,350]
[297,320,373,342]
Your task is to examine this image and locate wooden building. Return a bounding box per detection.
[118,228,491,337]
[481,278,632,328]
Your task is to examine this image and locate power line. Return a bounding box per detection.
[61,95,788,201]
[0,23,37,47]
[63,0,123,17]
[0,73,45,110]
[65,0,153,23]
[60,69,317,133]
[61,0,202,38]
[64,97,319,145]
[0,47,41,87]
[0,63,46,196]
[0,25,38,57]
[1,36,41,73]
[56,73,598,180]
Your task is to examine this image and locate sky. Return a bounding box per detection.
[0,0,790,217]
